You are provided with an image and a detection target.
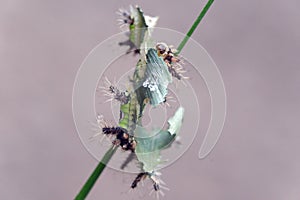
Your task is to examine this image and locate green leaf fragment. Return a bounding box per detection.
[135,107,184,172]
[167,106,185,135]
[143,48,172,106]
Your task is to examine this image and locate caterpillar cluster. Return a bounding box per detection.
[102,126,136,152]
[156,42,187,80]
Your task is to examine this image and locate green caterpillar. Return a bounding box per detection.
[118,5,158,52]
[118,92,140,135]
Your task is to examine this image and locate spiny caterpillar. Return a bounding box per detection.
[156,42,188,80]
[131,172,146,189]
[108,85,130,104]
[102,126,137,152]
[117,8,134,26]
[99,78,130,104]
[117,5,158,31]
[131,171,168,197]
[117,5,158,53]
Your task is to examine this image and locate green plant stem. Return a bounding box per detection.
[75,1,215,199]
[177,0,214,53]
[74,145,117,200]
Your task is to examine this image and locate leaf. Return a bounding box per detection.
[167,106,185,135]
[135,107,184,172]
[134,127,164,172]
[143,48,172,106]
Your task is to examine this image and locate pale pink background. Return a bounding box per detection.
[1,0,300,199]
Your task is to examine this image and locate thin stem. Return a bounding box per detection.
[177,0,214,53]
[74,145,117,200]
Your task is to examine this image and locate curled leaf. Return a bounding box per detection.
[135,106,184,172]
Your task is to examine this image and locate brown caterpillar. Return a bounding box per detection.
[131,171,167,195]
[131,172,147,189]
[156,42,188,81]
[102,126,136,152]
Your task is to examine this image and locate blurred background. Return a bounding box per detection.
[1,0,300,199]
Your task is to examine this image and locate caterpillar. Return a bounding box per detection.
[117,8,134,26]
[131,172,147,189]
[156,42,188,80]
[108,85,130,104]
[99,77,130,104]
[117,5,158,53]
[118,92,140,135]
[131,171,168,197]
[102,126,136,152]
